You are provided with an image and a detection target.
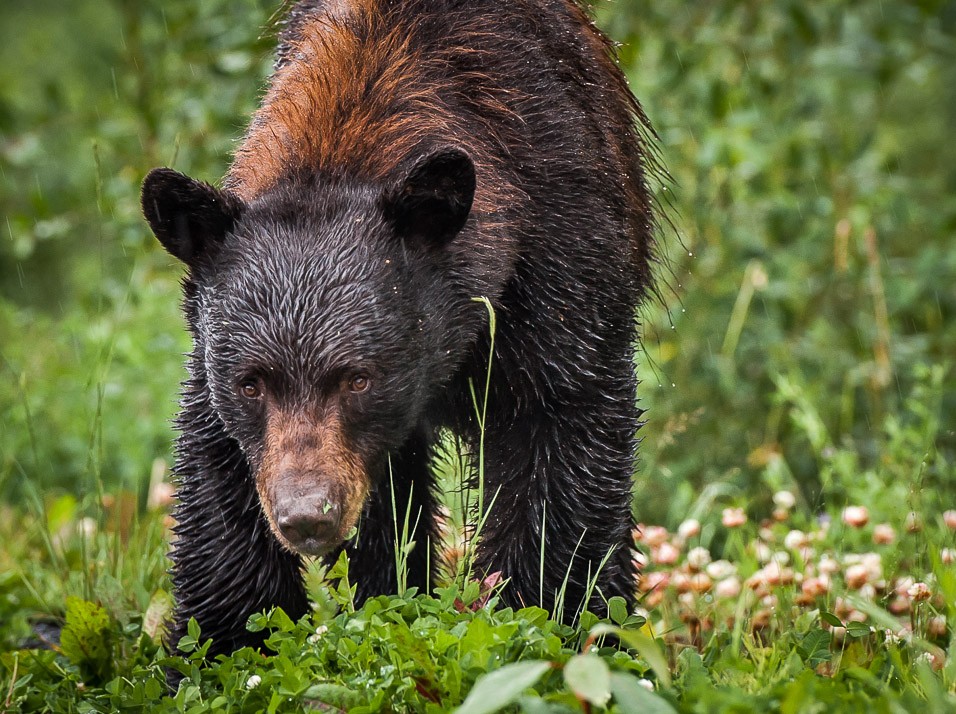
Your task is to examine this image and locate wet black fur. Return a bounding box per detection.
[143,0,656,666]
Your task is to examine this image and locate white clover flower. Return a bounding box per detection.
[722,508,747,528]
[307,625,329,644]
[842,506,869,528]
[773,490,796,510]
[872,524,895,544]
[894,576,915,597]
[845,564,869,589]
[861,552,883,580]
[706,559,737,580]
[715,576,741,599]
[652,542,680,565]
[643,525,669,547]
[801,576,828,598]
[818,555,840,575]
[762,561,793,586]
[687,546,711,570]
[928,616,947,638]
[246,675,262,690]
[783,530,808,551]
[689,573,712,593]
[678,518,701,540]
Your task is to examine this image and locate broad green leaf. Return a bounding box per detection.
[564,654,611,706]
[676,648,710,690]
[303,683,367,710]
[454,661,551,714]
[142,589,174,641]
[820,611,842,628]
[798,629,832,668]
[60,597,113,682]
[589,624,672,688]
[516,607,550,627]
[845,621,872,639]
[608,597,629,626]
[609,673,677,714]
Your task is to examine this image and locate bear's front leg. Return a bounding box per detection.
[338,431,438,605]
[473,376,639,621]
[168,379,308,661]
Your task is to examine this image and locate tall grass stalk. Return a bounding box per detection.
[468,296,496,522]
[388,455,423,596]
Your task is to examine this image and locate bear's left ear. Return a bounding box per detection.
[382,147,476,248]
[141,168,244,266]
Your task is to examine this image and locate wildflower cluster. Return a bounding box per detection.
[633,492,954,665]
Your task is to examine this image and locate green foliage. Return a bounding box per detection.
[0,0,276,498]
[597,0,956,523]
[0,562,659,713]
[59,597,114,683]
[2,536,954,711]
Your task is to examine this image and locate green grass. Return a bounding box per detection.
[1,370,954,711]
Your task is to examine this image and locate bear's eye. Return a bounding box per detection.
[238,377,264,400]
[348,373,371,394]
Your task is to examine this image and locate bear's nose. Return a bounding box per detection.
[274,495,341,556]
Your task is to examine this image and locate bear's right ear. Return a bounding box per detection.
[141,168,243,266]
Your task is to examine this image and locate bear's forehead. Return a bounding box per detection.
[211,220,396,292]
[202,245,417,357]
[202,277,393,372]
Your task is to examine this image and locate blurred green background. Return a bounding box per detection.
[1,0,954,524]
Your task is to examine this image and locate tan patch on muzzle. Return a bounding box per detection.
[257,406,370,555]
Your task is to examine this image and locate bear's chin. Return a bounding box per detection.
[285,537,338,558]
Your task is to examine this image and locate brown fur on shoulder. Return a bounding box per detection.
[227,0,520,226]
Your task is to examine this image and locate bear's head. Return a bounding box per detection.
[141,148,476,557]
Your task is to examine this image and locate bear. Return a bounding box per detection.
[141,0,656,660]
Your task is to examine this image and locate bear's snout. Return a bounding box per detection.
[256,408,370,557]
[273,489,341,556]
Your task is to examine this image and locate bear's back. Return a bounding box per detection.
[227,0,653,281]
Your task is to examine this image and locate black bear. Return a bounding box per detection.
[142,0,656,658]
